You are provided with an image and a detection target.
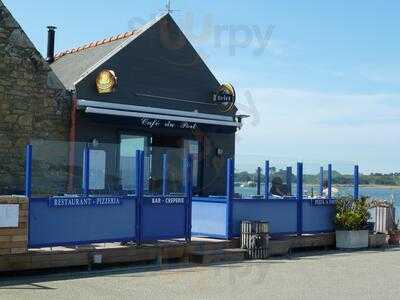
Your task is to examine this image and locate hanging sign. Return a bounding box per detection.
[212,83,236,112]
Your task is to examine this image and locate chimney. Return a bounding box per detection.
[46,26,57,64]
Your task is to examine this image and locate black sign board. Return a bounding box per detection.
[213,92,235,104]
[212,84,236,112]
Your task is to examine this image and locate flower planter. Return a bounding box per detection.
[388,232,400,245]
[336,230,369,249]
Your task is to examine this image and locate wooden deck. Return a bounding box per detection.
[0,238,239,273]
[0,234,335,273]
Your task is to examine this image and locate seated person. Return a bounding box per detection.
[322,180,339,197]
[270,177,287,197]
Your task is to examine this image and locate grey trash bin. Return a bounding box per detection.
[241,220,270,259]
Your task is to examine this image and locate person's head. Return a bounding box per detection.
[272,177,283,186]
[323,180,328,189]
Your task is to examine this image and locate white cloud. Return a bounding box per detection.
[234,87,400,172]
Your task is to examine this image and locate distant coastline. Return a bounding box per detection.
[311,184,400,189]
[237,182,400,189]
[359,184,400,189]
[235,170,400,189]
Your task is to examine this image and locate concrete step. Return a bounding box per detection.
[188,238,240,253]
[190,248,246,264]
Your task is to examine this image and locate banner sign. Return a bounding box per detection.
[141,118,198,130]
[212,83,236,112]
[144,196,186,205]
[48,196,128,208]
[312,198,335,206]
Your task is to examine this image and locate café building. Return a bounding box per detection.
[51,13,243,196]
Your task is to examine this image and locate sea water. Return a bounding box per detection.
[236,185,400,213]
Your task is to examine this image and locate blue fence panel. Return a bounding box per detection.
[192,197,228,238]
[232,198,298,237]
[28,196,136,248]
[302,199,335,233]
[141,196,188,241]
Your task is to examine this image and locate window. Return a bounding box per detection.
[89,150,106,190]
[120,135,149,191]
[184,140,199,188]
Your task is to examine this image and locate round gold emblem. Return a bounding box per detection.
[213,83,236,112]
[96,70,117,94]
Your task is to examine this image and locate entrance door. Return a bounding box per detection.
[151,135,184,194]
[149,136,201,194]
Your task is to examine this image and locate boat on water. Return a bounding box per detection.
[239,181,257,188]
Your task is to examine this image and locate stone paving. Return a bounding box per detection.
[0,248,399,299]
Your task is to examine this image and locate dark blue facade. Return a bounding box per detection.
[69,14,238,196]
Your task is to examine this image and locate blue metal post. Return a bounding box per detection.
[182,157,187,193]
[83,146,90,196]
[135,150,141,242]
[138,151,145,243]
[185,155,193,242]
[328,164,333,200]
[354,165,359,200]
[319,166,324,196]
[296,162,303,236]
[226,158,234,239]
[25,144,32,198]
[286,166,292,196]
[264,161,270,200]
[256,167,261,196]
[162,153,168,196]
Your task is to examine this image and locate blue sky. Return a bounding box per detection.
[4,0,400,173]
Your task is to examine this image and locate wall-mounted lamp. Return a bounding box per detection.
[216,148,224,157]
[96,70,117,94]
[236,114,250,123]
[92,139,99,148]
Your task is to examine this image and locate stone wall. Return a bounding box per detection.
[0,1,71,194]
[0,196,28,255]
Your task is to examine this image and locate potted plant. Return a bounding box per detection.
[334,196,370,249]
[388,221,400,245]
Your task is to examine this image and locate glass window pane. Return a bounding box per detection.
[89,150,105,190]
[120,135,146,191]
[184,140,199,187]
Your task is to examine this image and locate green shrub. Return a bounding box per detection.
[334,196,370,231]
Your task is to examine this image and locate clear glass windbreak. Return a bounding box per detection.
[234,155,298,198]
[359,165,399,205]
[30,140,138,197]
[302,162,324,198]
[234,155,399,205]
[234,154,265,197]
[269,160,298,199]
[143,146,190,196]
[31,140,79,197]
[301,161,357,199]
[331,162,358,198]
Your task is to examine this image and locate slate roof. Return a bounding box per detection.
[51,14,166,90]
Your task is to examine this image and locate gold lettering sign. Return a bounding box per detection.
[96,70,117,94]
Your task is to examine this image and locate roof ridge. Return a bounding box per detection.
[54,30,136,61]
